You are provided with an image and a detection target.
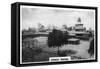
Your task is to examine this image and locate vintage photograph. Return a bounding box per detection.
[20,5,96,64]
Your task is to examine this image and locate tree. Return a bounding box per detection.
[38,23,45,32]
[28,27,36,33]
[62,24,67,29]
[48,29,64,56]
[88,39,94,56]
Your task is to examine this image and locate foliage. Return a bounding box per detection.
[47,29,69,56]
[88,39,94,56]
[22,39,42,62]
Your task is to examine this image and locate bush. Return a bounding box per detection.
[22,39,43,62]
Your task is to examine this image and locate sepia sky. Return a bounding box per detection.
[20,6,95,30]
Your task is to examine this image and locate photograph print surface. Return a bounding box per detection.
[20,5,96,64]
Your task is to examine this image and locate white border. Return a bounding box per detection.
[20,5,96,64]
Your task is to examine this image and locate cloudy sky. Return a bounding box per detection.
[20,6,95,30]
